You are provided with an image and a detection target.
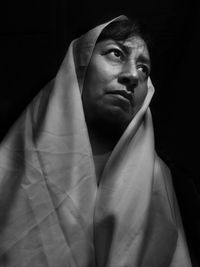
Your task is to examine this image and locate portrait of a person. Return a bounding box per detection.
[0,15,196,266]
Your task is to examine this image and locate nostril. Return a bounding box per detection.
[118,76,130,85]
[118,75,138,88]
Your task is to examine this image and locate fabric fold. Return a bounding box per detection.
[0,15,192,267]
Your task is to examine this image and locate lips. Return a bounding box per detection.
[106,90,134,105]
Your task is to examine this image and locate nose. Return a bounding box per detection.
[118,62,139,91]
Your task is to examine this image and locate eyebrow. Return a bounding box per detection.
[115,41,130,56]
[137,54,151,67]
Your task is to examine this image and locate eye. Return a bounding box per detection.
[104,48,124,61]
[137,64,150,78]
[110,49,122,58]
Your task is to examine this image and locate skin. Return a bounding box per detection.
[82,36,151,154]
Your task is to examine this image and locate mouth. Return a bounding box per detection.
[106,90,134,105]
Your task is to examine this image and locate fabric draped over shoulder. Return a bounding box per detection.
[0,15,192,267]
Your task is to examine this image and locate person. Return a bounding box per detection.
[0,15,193,266]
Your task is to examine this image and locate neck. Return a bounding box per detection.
[86,119,126,155]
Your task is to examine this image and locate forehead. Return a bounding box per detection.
[122,36,149,54]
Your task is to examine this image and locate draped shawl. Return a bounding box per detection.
[0,15,192,267]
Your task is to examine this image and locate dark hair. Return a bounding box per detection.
[96,18,150,48]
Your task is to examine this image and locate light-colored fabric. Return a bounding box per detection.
[0,15,191,267]
[93,152,111,183]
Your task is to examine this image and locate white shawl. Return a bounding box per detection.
[0,15,191,267]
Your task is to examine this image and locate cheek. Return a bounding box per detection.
[86,55,117,89]
[82,61,111,110]
[90,62,113,87]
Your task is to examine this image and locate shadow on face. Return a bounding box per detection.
[82,36,150,136]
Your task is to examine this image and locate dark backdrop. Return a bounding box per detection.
[1,1,199,179]
[1,0,200,264]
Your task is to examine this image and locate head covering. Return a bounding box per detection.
[0,15,191,267]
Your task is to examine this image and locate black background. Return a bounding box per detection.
[1,0,200,264]
[0,4,200,175]
[1,1,200,178]
[0,0,200,176]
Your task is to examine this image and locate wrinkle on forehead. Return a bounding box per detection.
[121,37,149,56]
[121,38,150,67]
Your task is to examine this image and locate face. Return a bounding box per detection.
[82,36,151,130]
